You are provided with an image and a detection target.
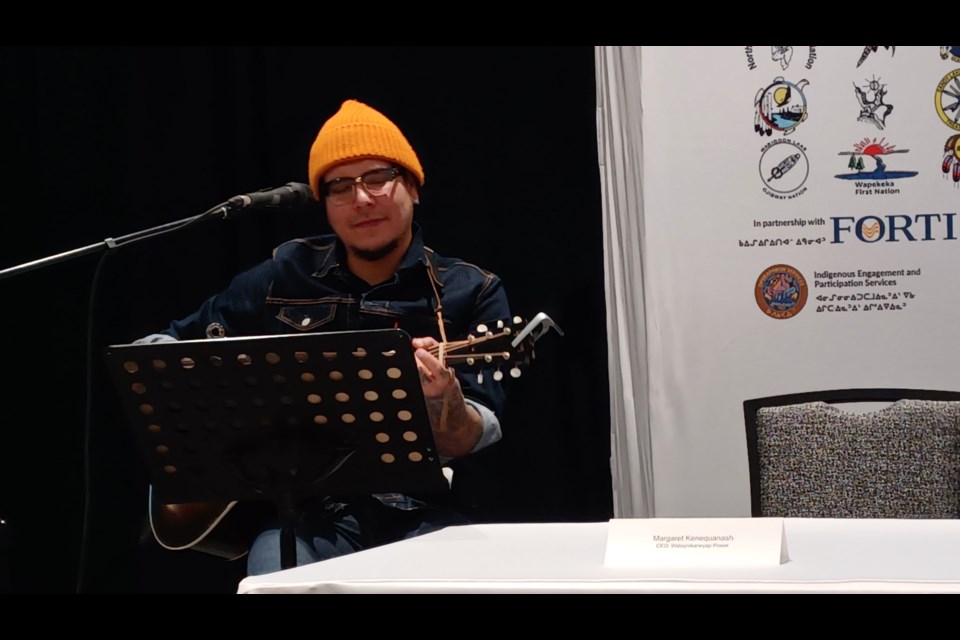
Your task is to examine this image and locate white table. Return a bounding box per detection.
[237,518,960,594]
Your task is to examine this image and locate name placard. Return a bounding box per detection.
[604,517,789,568]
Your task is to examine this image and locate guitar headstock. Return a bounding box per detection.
[437,313,562,384]
[433,316,531,383]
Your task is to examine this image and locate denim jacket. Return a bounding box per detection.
[160,224,510,452]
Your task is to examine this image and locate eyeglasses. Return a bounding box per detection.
[322,167,402,205]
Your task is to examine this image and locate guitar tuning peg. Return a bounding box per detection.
[477,371,484,384]
[513,316,522,324]
[503,327,512,335]
[502,351,510,360]
[485,331,493,338]
[493,369,504,382]
[467,334,476,343]
[496,320,504,329]
[466,357,475,366]
[484,355,493,363]
[476,323,488,333]
[510,366,521,378]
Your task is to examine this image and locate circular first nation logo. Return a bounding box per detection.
[754,78,810,137]
[755,264,808,319]
[935,68,960,132]
[759,140,809,194]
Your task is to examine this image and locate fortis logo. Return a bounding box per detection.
[831,213,958,243]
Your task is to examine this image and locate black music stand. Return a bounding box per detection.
[104,328,449,570]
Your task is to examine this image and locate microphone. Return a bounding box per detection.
[226,182,314,210]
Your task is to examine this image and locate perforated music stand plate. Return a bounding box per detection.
[104,329,448,505]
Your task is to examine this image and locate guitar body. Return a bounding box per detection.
[148,487,268,561]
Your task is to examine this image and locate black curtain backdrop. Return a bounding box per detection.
[0,45,610,593]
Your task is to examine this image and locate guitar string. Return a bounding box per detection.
[426,336,506,359]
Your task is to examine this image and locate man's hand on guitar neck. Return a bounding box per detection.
[411,336,483,459]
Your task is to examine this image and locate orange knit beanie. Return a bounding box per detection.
[308,99,425,200]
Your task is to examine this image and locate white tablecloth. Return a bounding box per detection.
[237,518,960,594]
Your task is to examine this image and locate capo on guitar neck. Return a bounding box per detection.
[511,312,564,346]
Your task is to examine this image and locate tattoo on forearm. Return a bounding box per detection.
[424,380,476,454]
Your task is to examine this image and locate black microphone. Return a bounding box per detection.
[226,182,314,209]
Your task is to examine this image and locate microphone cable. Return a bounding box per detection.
[74,248,111,594]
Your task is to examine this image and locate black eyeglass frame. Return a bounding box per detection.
[321,167,404,199]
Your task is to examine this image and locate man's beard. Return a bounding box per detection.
[350,238,400,262]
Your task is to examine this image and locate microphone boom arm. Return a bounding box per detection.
[0,182,311,281]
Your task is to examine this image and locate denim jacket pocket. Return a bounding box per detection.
[276,303,337,331]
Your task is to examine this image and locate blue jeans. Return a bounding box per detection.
[245,497,470,576]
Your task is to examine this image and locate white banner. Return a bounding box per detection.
[625,46,960,516]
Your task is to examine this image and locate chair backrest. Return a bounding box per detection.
[743,389,960,518]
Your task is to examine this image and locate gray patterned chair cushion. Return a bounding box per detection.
[755,400,960,518]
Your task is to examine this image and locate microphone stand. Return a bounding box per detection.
[0,185,311,594]
[0,200,235,281]
[1,200,232,594]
